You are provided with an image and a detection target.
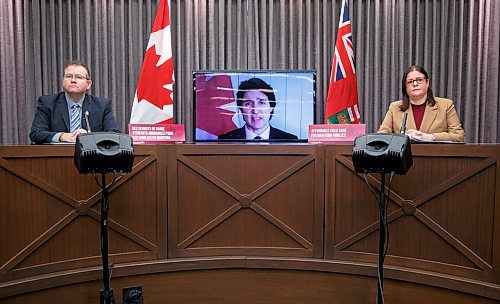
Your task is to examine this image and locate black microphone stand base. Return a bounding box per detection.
[100,288,115,304]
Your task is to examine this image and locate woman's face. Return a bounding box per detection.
[405,70,429,102]
[240,90,273,133]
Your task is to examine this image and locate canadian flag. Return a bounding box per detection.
[195,74,237,138]
[130,0,174,124]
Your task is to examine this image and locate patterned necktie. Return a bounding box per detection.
[70,104,81,132]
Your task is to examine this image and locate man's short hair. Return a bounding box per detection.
[64,60,91,79]
[236,78,276,110]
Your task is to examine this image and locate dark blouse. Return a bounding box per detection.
[411,103,426,130]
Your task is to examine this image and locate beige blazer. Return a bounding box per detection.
[378,97,465,142]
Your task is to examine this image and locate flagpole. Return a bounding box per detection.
[245,0,249,68]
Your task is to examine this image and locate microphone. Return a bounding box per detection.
[400,112,408,134]
[84,111,91,133]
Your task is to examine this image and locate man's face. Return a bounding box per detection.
[240,90,273,133]
[62,64,92,95]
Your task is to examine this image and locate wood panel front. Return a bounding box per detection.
[325,144,500,295]
[167,144,325,258]
[1,143,500,303]
[0,145,167,283]
[2,264,498,304]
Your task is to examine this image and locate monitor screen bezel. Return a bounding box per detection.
[192,69,317,143]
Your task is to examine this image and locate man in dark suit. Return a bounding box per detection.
[29,61,120,144]
[218,78,297,140]
[218,125,297,140]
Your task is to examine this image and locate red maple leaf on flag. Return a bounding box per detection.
[136,47,174,123]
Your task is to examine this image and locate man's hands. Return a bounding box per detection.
[59,128,88,142]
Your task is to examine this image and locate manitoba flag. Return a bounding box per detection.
[130,0,174,124]
[325,0,360,124]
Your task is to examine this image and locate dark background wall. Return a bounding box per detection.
[0,0,498,144]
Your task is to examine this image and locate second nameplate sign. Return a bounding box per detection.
[308,124,366,144]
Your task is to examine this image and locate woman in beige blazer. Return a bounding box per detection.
[378,65,464,142]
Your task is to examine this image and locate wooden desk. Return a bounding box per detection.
[1,144,499,303]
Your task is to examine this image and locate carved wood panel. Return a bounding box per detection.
[0,145,166,282]
[167,144,325,258]
[325,145,500,285]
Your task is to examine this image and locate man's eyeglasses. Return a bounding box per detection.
[406,77,426,86]
[64,74,89,81]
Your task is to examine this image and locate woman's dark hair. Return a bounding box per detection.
[400,65,435,111]
[236,78,276,116]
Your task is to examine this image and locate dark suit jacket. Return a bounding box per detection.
[29,92,120,144]
[218,126,298,140]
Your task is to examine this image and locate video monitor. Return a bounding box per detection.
[193,70,316,142]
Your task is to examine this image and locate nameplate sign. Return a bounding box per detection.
[128,124,186,144]
[308,124,366,144]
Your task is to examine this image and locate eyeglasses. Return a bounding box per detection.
[64,74,89,81]
[406,77,426,86]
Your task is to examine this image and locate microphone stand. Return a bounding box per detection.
[353,133,411,304]
[96,172,115,304]
[83,114,114,303]
[376,173,387,304]
[84,111,92,133]
[400,112,408,134]
[74,132,135,304]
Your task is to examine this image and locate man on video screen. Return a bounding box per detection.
[218,77,297,140]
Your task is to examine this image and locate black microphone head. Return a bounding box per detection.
[400,112,408,134]
[74,132,135,174]
[84,111,91,132]
[352,133,413,175]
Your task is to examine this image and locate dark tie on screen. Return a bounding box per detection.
[254,136,262,140]
[70,104,81,132]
